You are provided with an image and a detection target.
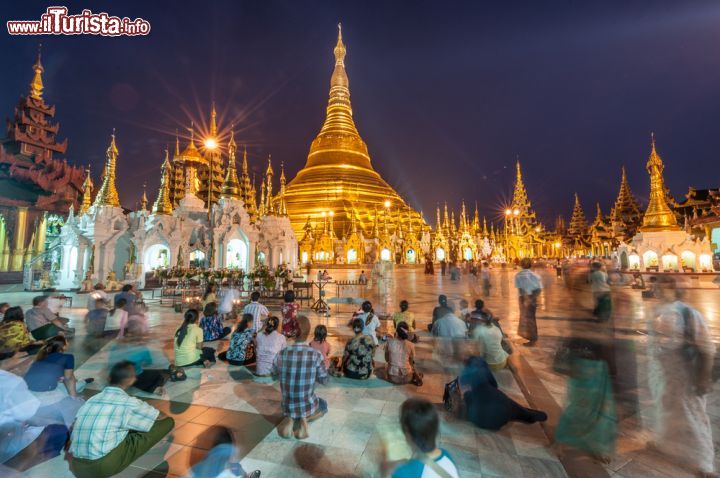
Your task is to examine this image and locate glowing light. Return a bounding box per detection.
[513,209,520,216]
[384,200,391,208]
[329,211,335,217]
[204,138,218,150]
[554,242,561,248]
[505,209,512,216]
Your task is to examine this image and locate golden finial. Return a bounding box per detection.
[242,145,248,173]
[210,102,218,137]
[221,129,241,200]
[152,147,174,215]
[640,133,679,231]
[174,130,180,157]
[334,23,346,65]
[140,183,148,211]
[93,129,121,208]
[79,166,94,215]
[266,154,274,176]
[29,44,44,100]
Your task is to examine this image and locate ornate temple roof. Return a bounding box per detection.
[640,134,680,232]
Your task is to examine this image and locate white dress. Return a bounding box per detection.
[647,301,715,473]
[219,288,239,315]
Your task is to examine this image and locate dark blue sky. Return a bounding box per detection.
[2,1,720,225]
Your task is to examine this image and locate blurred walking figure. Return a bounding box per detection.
[589,262,612,322]
[554,338,617,462]
[514,258,542,346]
[647,277,715,476]
[480,262,491,297]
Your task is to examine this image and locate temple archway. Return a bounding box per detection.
[190,249,206,268]
[226,239,248,270]
[144,244,170,271]
[628,253,640,270]
[301,251,309,264]
[661,253,678,271]
[406,249,416,264]
[642,250,658,269]
[620,251,629,269]
[435,247,446,262]
[347,248,358,264]
[681,251,696,270]
[463,247,473,261]
[380,248,392,262]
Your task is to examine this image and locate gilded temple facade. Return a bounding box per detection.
[0,51,85,276]
[43,126,297,290]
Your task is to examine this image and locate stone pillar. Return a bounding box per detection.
[11,207,28,271]
[35,212,47,256]
[0,218,8,272]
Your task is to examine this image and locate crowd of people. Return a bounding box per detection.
[0,258,717,477]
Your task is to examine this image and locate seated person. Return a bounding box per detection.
[24,296,74,340]
[218,314,256,366]
[114,284,139,309]
[356,301,381,346]
[0,307,44,355]
[342,318,375,380]
[86,283,109,311]
[460,356,546,431]
[68,361,175,478]
[0,351,69,470]
[308,324,330,369]
[254,317,286,376]
[23,336,89,427]
[202,284,218,309]
[272,322,329,439]
[385,322,419,385]
[458,299,471,323]
[218,286,239,317]
[173,309,216,368]
[390,398,460,478]
[199,303,231,342]
[391,300,418,342]
[429,295,454,332]
[108,341,170,395]
[85,299,110,337]
[470,308,509,370]
[280,291,301,338]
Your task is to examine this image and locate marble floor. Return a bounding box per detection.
[2,265,719,477]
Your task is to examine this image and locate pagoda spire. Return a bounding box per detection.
[483,216,489,236]
[79,167,94,215]
[641,133,679,231]
[174,130,180,158]
[307,23,370,170]
[594,202,603,224]
[152,148,173,215]
[209,102,218,137]
[512,160,531,213]
[472,202,480,234]
[140,183,148,211]
[568,192,587,237]
[221,129,241,200]
[278,161,288,215]
[264,155,274,214]
[93,130,121,208]
[29,44,44,101]
[460,200,468,232]
[435,205,442,230]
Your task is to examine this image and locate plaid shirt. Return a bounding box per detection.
[243,301,269,332]
[272,344,329,419]
[69,386,159,460]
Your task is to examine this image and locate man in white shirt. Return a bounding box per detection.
[1,352,69,470]
[243,291,269,332]
[589,262,612,322]
[514,258,543,346]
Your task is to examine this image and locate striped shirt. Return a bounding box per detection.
[69,386,159,460]
[243,301,269,332]
[272,344,329,419]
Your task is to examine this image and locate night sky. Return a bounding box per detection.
[2,1,720,226]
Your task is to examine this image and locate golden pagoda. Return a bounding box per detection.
[278,24,425,239]
[640,134,680,231]
[93,130,121,208]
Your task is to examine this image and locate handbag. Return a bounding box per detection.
[442,378,465,418]
[419,455,454,478]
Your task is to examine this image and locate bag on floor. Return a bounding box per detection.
[443,378,465,418]
[169,365,187,382]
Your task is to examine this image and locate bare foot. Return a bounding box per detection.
[294,418,309,439]
[277,418,293,438]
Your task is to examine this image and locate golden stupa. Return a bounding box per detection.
[279,25,425,238]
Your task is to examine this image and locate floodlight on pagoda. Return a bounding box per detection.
[329,211,335,217]
[513,209,520,216]
[384,200,391,208]
[505,209,512,216]
[204,137,218,150]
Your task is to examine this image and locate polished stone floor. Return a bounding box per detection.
[2,265,719,477]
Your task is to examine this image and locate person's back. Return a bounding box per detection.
[471,324,508,369]
[24,306,53,331]
[589,269,610,293]
[433,314,467,338]
[274,344,327,403]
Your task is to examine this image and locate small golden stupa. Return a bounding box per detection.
[279,25,425,238]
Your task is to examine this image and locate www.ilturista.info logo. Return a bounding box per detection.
[7,6,151,36]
